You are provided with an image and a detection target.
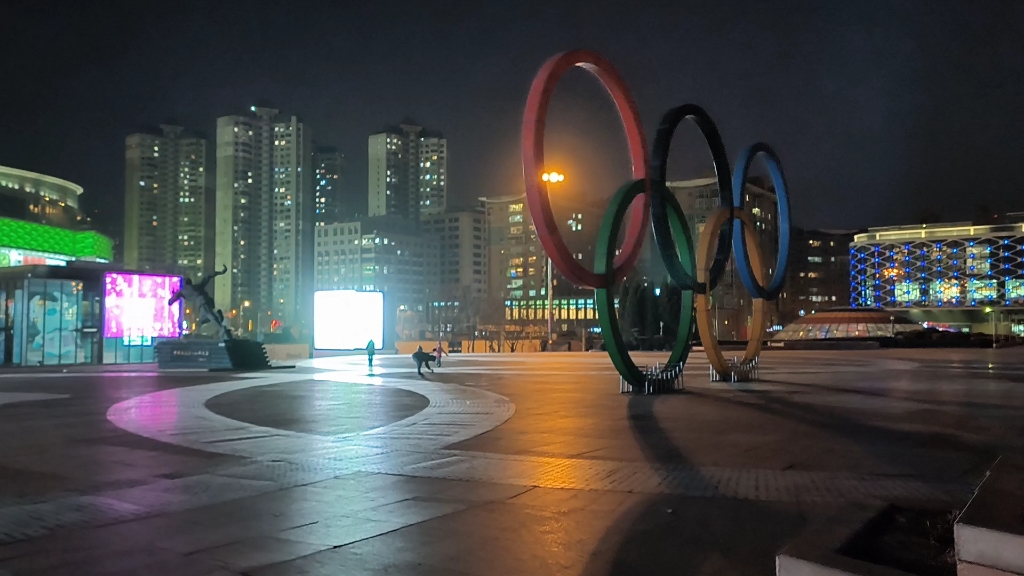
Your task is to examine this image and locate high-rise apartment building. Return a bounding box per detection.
[313,146,348,226]
[421,209,487,299]
[368,123,446,220]
[124,125,211,279]
[418,135,447,215]
[214,107,312,331]
[779,228,855,323]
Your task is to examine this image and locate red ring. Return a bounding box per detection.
[521,50,650,289]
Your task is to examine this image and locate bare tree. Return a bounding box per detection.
[478,299,507,352]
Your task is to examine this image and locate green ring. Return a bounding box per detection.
[595,180,697,388]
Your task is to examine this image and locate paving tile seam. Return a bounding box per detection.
[104,368,974,504]
[0,357,978,545]
[0,454,974,545]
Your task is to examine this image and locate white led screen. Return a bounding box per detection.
[313,290,384,350]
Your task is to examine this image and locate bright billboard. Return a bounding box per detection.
[313,290,384,350]
[103,272,183,338]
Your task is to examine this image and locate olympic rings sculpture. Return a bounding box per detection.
[521,50,792,386]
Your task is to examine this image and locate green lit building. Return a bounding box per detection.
[0,166,113,267]
[0,166,166,366]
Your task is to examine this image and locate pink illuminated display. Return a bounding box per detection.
[103,272,183,338]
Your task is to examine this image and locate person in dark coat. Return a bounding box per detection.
[366,340,376,367]
[412,345,434,375]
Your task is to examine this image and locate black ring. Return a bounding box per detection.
[650,104,733,293]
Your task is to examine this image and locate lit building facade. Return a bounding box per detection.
[313,146,347,225]
[0,165,89,230]
[0,165,112,268]
[481,194,597,334]
[664,177,780,340]
[0,167,158,368]
[778,228,856,323]
[214,107,313,331]
[314,216,437,342]
[418,135,447,215]
[851,218,1024,333]
[368,123,446,220]
[124,125,212,279]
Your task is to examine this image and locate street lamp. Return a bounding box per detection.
[543,170,565,347]
[242,300,251,334]
[985,306,996,349]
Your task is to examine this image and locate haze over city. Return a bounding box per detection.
[5,0,1024,238]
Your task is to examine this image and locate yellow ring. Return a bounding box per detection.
[695,207,768,379]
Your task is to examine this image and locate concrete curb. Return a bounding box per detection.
[776,506,916,576]
[955,457,1024,575]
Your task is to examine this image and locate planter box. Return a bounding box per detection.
[956,458,1024,575]
[777,506,919,576]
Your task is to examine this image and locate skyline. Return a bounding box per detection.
[4,0,1024,238]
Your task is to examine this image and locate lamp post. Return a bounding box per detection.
[547,257,554,346]
[985,306,995,349]
[542,171,564,348]
[242,300,251,335]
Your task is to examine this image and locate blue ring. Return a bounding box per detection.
[731,142,790,301]
[650,104,733,293]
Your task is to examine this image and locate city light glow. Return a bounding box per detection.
[103,272,183,338]
[313,290,384,350]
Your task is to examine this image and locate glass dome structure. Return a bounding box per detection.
[773,309,921,340]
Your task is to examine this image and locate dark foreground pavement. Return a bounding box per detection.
[1,348,1023,575]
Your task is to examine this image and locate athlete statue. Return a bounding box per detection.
[169,264,231,341]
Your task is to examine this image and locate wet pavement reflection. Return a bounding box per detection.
[0,348,1023,574]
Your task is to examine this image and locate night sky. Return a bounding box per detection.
[4,0,1023,239]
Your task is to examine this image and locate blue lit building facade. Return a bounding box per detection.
[851,219,1024,333]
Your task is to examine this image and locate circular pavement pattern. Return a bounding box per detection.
[206,379,429,437]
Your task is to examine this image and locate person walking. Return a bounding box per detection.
[412,345,434,375]
[433,340,449,367]
[366,340,376,368]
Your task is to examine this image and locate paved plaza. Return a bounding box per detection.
[1,349,1024,575]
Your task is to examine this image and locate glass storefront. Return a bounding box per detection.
[11,278,101,366]
[102,336,174,364]
[0,267,180,367]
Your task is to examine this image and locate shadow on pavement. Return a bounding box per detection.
[696,382,1002,481]
[580,394,806,576]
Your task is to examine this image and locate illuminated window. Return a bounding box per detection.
[968,279,997,300]
[895,283,920,303]
[928,280,961,303]
[1007,280,1024,300]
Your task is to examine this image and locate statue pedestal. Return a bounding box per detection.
[155,339,273,371]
